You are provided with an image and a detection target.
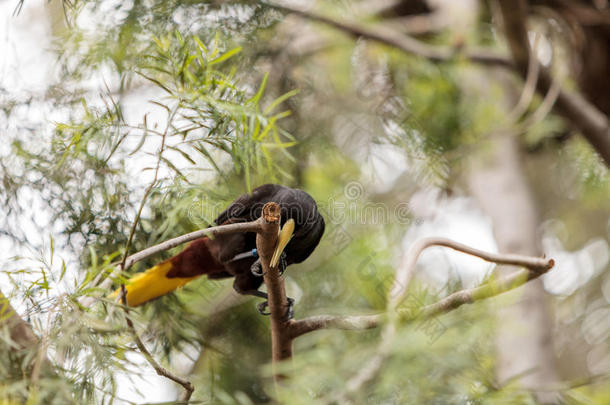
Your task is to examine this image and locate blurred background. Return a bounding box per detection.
[0,0,609,403]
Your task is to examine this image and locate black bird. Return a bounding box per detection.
[115,184,325,319]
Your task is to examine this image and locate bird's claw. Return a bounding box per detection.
[250,259,263,276]
[251,253,287,277]
[278,252,288,276]
[256,297,295,321]
[257,300,270,315]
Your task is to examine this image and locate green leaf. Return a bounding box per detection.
[264,89,298,115]
[168,145,197,165]
[247,73,268,107]
[208,47,242,66]
[135,71,173,95]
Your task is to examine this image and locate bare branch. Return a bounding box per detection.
[78,220,263,307]
[290,313,382,338]
[266,0,610,165]
[390,237,552,309]
[263,1,511,67]
[119,289,195,402]
[0,290,53,379]
[116,111,195,402]
[496,0,610,165]
[123,220,263,270]
[540,69,610,166]
[290,237,554,338]
[256,202,294,375]
[412,262,552,320]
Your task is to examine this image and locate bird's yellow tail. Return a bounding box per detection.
[109,261,200,306]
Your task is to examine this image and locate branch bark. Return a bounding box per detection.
[0,290,53,381]
[264,1,511,67]
[123,221,263,269]
[265,0,610,165]
[255,202,294,374]
[290,237,554,338]
[496,0,610,165]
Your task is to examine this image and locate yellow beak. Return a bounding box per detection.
[270,218,295,268]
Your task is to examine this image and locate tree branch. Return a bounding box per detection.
[265,0,610,165]
[289,237,554,338]
[263,1,512,67]
[496,0,610,165]
[119,291,195,403]
[255,202,294,377]
[123,221,263,270]
[79,221,262,307]
[116,112,195,402]
[0,290,54,381]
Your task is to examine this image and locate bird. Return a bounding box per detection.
[113,184,325,319]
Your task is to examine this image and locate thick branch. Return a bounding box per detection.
[496,0,610,165]
[267,1,610,165]
[256,202,294,368]
[289,237,554,338]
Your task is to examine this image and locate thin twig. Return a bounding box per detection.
[505,32,541,124]
[119,106,175,270]
[78,222,263,307]
[115,106,195,402]
[120,286,194,401]
[30,295,65,386]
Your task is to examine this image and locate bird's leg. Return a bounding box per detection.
[233,285,294,320]
[257,296,295,320]
[232,285,270,315]
[248,290,272,316]
[251,252,287,276]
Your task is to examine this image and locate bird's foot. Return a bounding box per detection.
[257,300,271,316]
[251,253,287,277]
[256,297,295,321]
[277,252,288,276]
[250,259,263,276]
